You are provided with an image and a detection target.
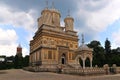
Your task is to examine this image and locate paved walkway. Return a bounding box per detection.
[0,69,120,80]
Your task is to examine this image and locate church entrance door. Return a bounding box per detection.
[61,54,66,64]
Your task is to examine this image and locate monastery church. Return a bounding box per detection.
[29,3,93,69]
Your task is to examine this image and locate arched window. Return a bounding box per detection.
[44,53,47,59]
[44,40,47,44]
[75,45,78,48]
[48,51,52,59]
[70,44,73,48]
[69,53,72,60]
[53,51,56,59]
[72,53,74,60]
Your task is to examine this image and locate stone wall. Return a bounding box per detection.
[23,65,59,72]
[62,68,106,76]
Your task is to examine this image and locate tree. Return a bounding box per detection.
[14,55,23,69]
[88,40,105,67]
[0,56,6,70]
[6,56,14,69]
[88,40,100,48]
[23,55,29,67]
[93,46,105,66]
[105,38,111,54]
[104,38,112,66]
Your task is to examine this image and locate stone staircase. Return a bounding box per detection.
[57,64,75,69]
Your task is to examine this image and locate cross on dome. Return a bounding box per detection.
[82,34,84,45]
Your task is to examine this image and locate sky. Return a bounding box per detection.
[0,0,120,57]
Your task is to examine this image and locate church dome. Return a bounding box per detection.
[76,34,93,52]
[50,8,60,13]
[64,10,74,21]
[77,44,92,51]
[50,2,60,14]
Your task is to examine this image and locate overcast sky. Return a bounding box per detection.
[0,0,120,56]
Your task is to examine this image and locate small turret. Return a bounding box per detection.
[64,10,74,31]
[38,1,52,28]
[37,1,61,28]
[51,2,61,26]
[41,8,52,25]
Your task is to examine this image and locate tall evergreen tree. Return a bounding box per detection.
[14,55,23,69]
[105,38,111,54]
[23,55,29,67]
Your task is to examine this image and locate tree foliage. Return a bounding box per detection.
[88,40,105,67]
[105,38,111,54]
[0,55,29,70]
[23,55,29,67]
[87,39,120,67]
[14,55,23,69]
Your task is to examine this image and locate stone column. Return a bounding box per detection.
[34,53,35,62]
[112,64,117,74]
[90,58,92,68]
[29,55,31,66]
[82,59,85,69]
[77,58,79,64]
[103,64,109,74]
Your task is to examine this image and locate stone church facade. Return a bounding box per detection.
[29,5,92,69]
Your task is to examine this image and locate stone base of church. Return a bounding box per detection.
[23,65,107,76]
[24,65,58,72]
[23,64,120,76]
[24,63,81,73]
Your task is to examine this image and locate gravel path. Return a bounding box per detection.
[0,69,120,80]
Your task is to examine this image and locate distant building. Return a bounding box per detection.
[6,56,14,63]
[0,56,6,62]
[0,58,5,62]
[16,44,22,57]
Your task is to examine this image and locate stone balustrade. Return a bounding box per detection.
[116,67,120,73]
[62,67,106,75]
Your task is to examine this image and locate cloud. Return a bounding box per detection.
[22,47,29,57]
[77,0,109,11]
[0,28,18,45]
[112,29,120,48]
[86,0,120,31]
[0,44,17,56]
[0,3,38,56]
[0,4,37,32]
[74,0,120,41]
[0,28,18,56]
[0,28,29,56]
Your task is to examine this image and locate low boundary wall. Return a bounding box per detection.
[62,68,106,75]
[23,64,120,76]
[23,66,107,75]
